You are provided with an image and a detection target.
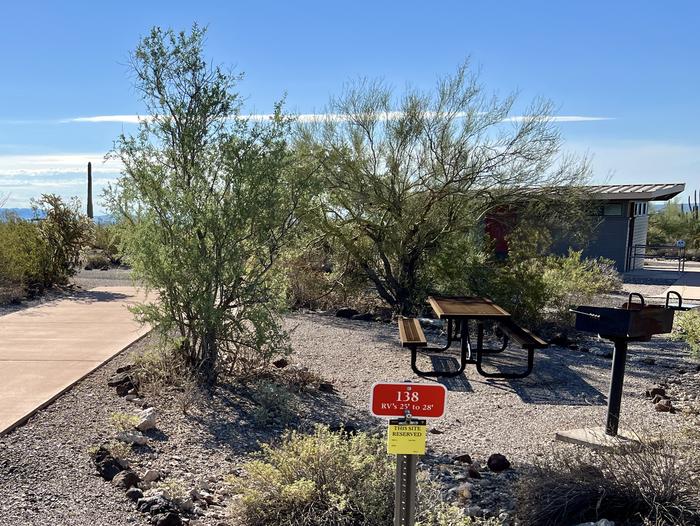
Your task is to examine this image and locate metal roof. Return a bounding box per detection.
[584,183,685,201]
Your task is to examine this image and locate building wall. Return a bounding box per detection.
[582,216,631,271]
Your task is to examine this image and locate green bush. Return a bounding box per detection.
[92,223,123,264]
[446,249,620,327]
[32,194,93,288]
[0,195,92,302]
[674,309,700,357]
[0,215,47,297]
[229,426,394,526]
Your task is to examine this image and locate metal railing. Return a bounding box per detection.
[627,243,686,272]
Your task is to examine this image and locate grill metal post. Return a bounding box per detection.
[394,453,418,526]
[605,339,628,436]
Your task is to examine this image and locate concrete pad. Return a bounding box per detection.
[555,427,644,450]
[0,286,151,436]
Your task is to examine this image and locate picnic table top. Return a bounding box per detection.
[428,295,510,319]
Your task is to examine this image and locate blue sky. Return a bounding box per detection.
[1,1,698,213]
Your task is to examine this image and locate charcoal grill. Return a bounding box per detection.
[571,291,689,437]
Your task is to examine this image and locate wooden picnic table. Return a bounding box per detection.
[398,296,547,379]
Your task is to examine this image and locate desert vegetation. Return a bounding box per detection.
[648,193,700,259]
[0,194,92,302]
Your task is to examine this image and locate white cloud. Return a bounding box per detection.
[0,153,120,177]
[65,112,613,125]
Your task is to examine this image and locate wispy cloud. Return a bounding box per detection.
[0,153,119,177]
[65,113,613,124]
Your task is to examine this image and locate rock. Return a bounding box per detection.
[107,371,133,387]
[137,495,175,515]
[92,446,123,481]
[125,394,139,402]
[428,428,444,435]
[318,382,335,393]
[116,382,135,397]
[649,386,666,398]
[116,363,134,374]
[351,312,375,321]
[465,505,483,517]
[137,407,157,432]
[641,357,656,366]
[152,512,183,526]
[112,469,140,489]
[335,307,359,319]
[143,469,161,483]
[487,453,511,472]
[125,487,143,501]
[549,332,570,346]
[591,347,613,358]
[655,399,674,412]
[652,394,668,404]
[272,358,289,368]
[177,498,195,513]
[453,453,472,464]
[467,465,482,479]
[117,430,148,446]
[568,343,579,350]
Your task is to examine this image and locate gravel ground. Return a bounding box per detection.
[0,310,697,526]
[286,313,695,462]
[72,268,136,290]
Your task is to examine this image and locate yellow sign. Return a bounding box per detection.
[387,424,427,455]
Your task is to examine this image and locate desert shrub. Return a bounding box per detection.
[284,240,378,313]
[84,253,111,270]
[109,412,140,432]
[0,214,49,297]
[105,440,133,462]
[416,477,501,526]
[436,248,620,327]
[249,381,297,426]
[674,309,700,357]
[132,340,191,391]
[516,439,700,526]
[32,194,93,288]
[229,426,394,526]
[92,223,122,264]
[155,479,188,503]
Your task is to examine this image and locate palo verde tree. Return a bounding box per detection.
[106,26,311,382]
[299,63,591,315]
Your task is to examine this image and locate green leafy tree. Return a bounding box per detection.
[106,26,311,382]
[299,64,590,314]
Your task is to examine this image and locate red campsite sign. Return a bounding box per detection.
[370,382,447,419]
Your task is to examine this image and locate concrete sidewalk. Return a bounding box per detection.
[0,286,150,435]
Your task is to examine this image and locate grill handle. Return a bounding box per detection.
[666,290,683,310]
[626,293,645,310]
[569,309,601,319]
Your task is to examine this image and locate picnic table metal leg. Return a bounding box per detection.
[460,320,475,363]
[410,343,469,378]
[436,319,454,351]
[474,323,535,379]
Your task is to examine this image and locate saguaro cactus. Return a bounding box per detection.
[87,162,94,219]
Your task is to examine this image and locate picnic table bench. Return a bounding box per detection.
[398,296,547,379]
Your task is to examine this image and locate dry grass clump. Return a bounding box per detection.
[516,438,700,526]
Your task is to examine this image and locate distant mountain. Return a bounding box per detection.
[0,208,41,220]
[0,208,114,223]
